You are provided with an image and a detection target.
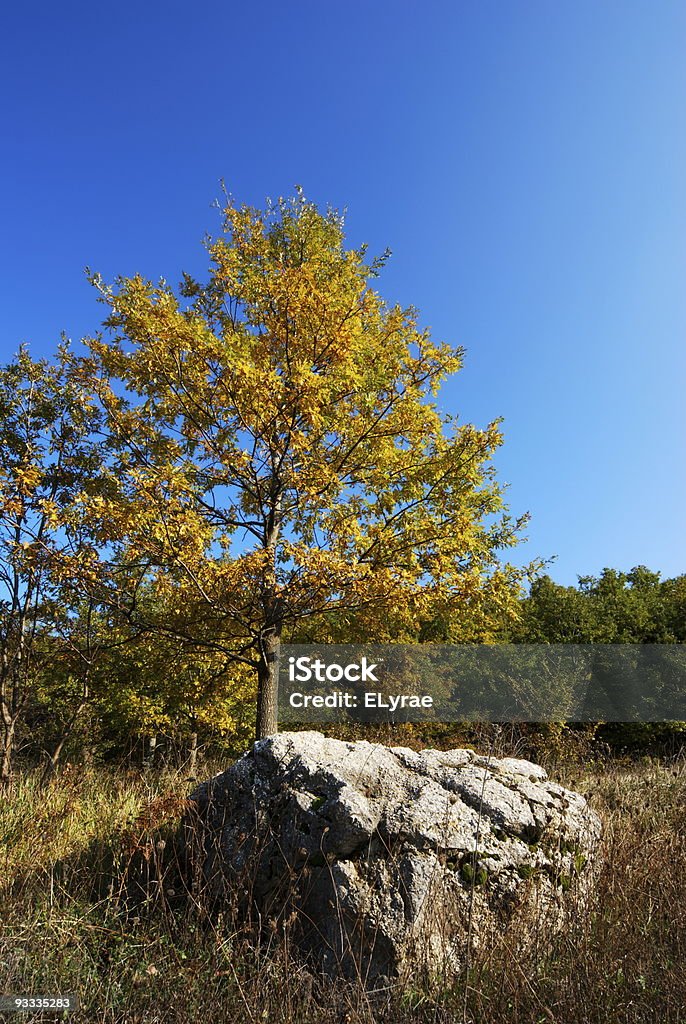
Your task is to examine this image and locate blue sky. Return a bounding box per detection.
[2,1,684,586]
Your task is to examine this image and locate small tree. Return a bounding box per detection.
[81,189,531,737]
[0,348,103,784]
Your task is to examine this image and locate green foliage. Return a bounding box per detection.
[503,566,686,752]
[509,566,686,645]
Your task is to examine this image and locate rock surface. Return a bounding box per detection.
[185,732,601,982]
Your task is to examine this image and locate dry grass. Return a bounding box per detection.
[0,742,684,1023]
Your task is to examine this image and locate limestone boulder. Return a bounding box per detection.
[185,732,601,982]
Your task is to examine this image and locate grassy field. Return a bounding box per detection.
[1,736,684,1023]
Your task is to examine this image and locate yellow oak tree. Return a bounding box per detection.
[79,189,531,737]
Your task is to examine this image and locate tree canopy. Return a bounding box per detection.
[510,566,686,644]
[76,188,532,735]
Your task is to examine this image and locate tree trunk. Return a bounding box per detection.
[1,718,16,789]
[256,487,283,740]
[256,629,281,738]
[41,735,68,789]
[144,734,158,769]
[40,699,88,789]
[188,728,198,777]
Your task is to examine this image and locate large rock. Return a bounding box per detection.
[185,732,601,982]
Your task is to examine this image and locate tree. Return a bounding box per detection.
[507,575,596,643]
[79,188,531,737]
[0,347,104,785]
[514,566,686,645]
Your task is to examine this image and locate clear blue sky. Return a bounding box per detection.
[2,1,684,586]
